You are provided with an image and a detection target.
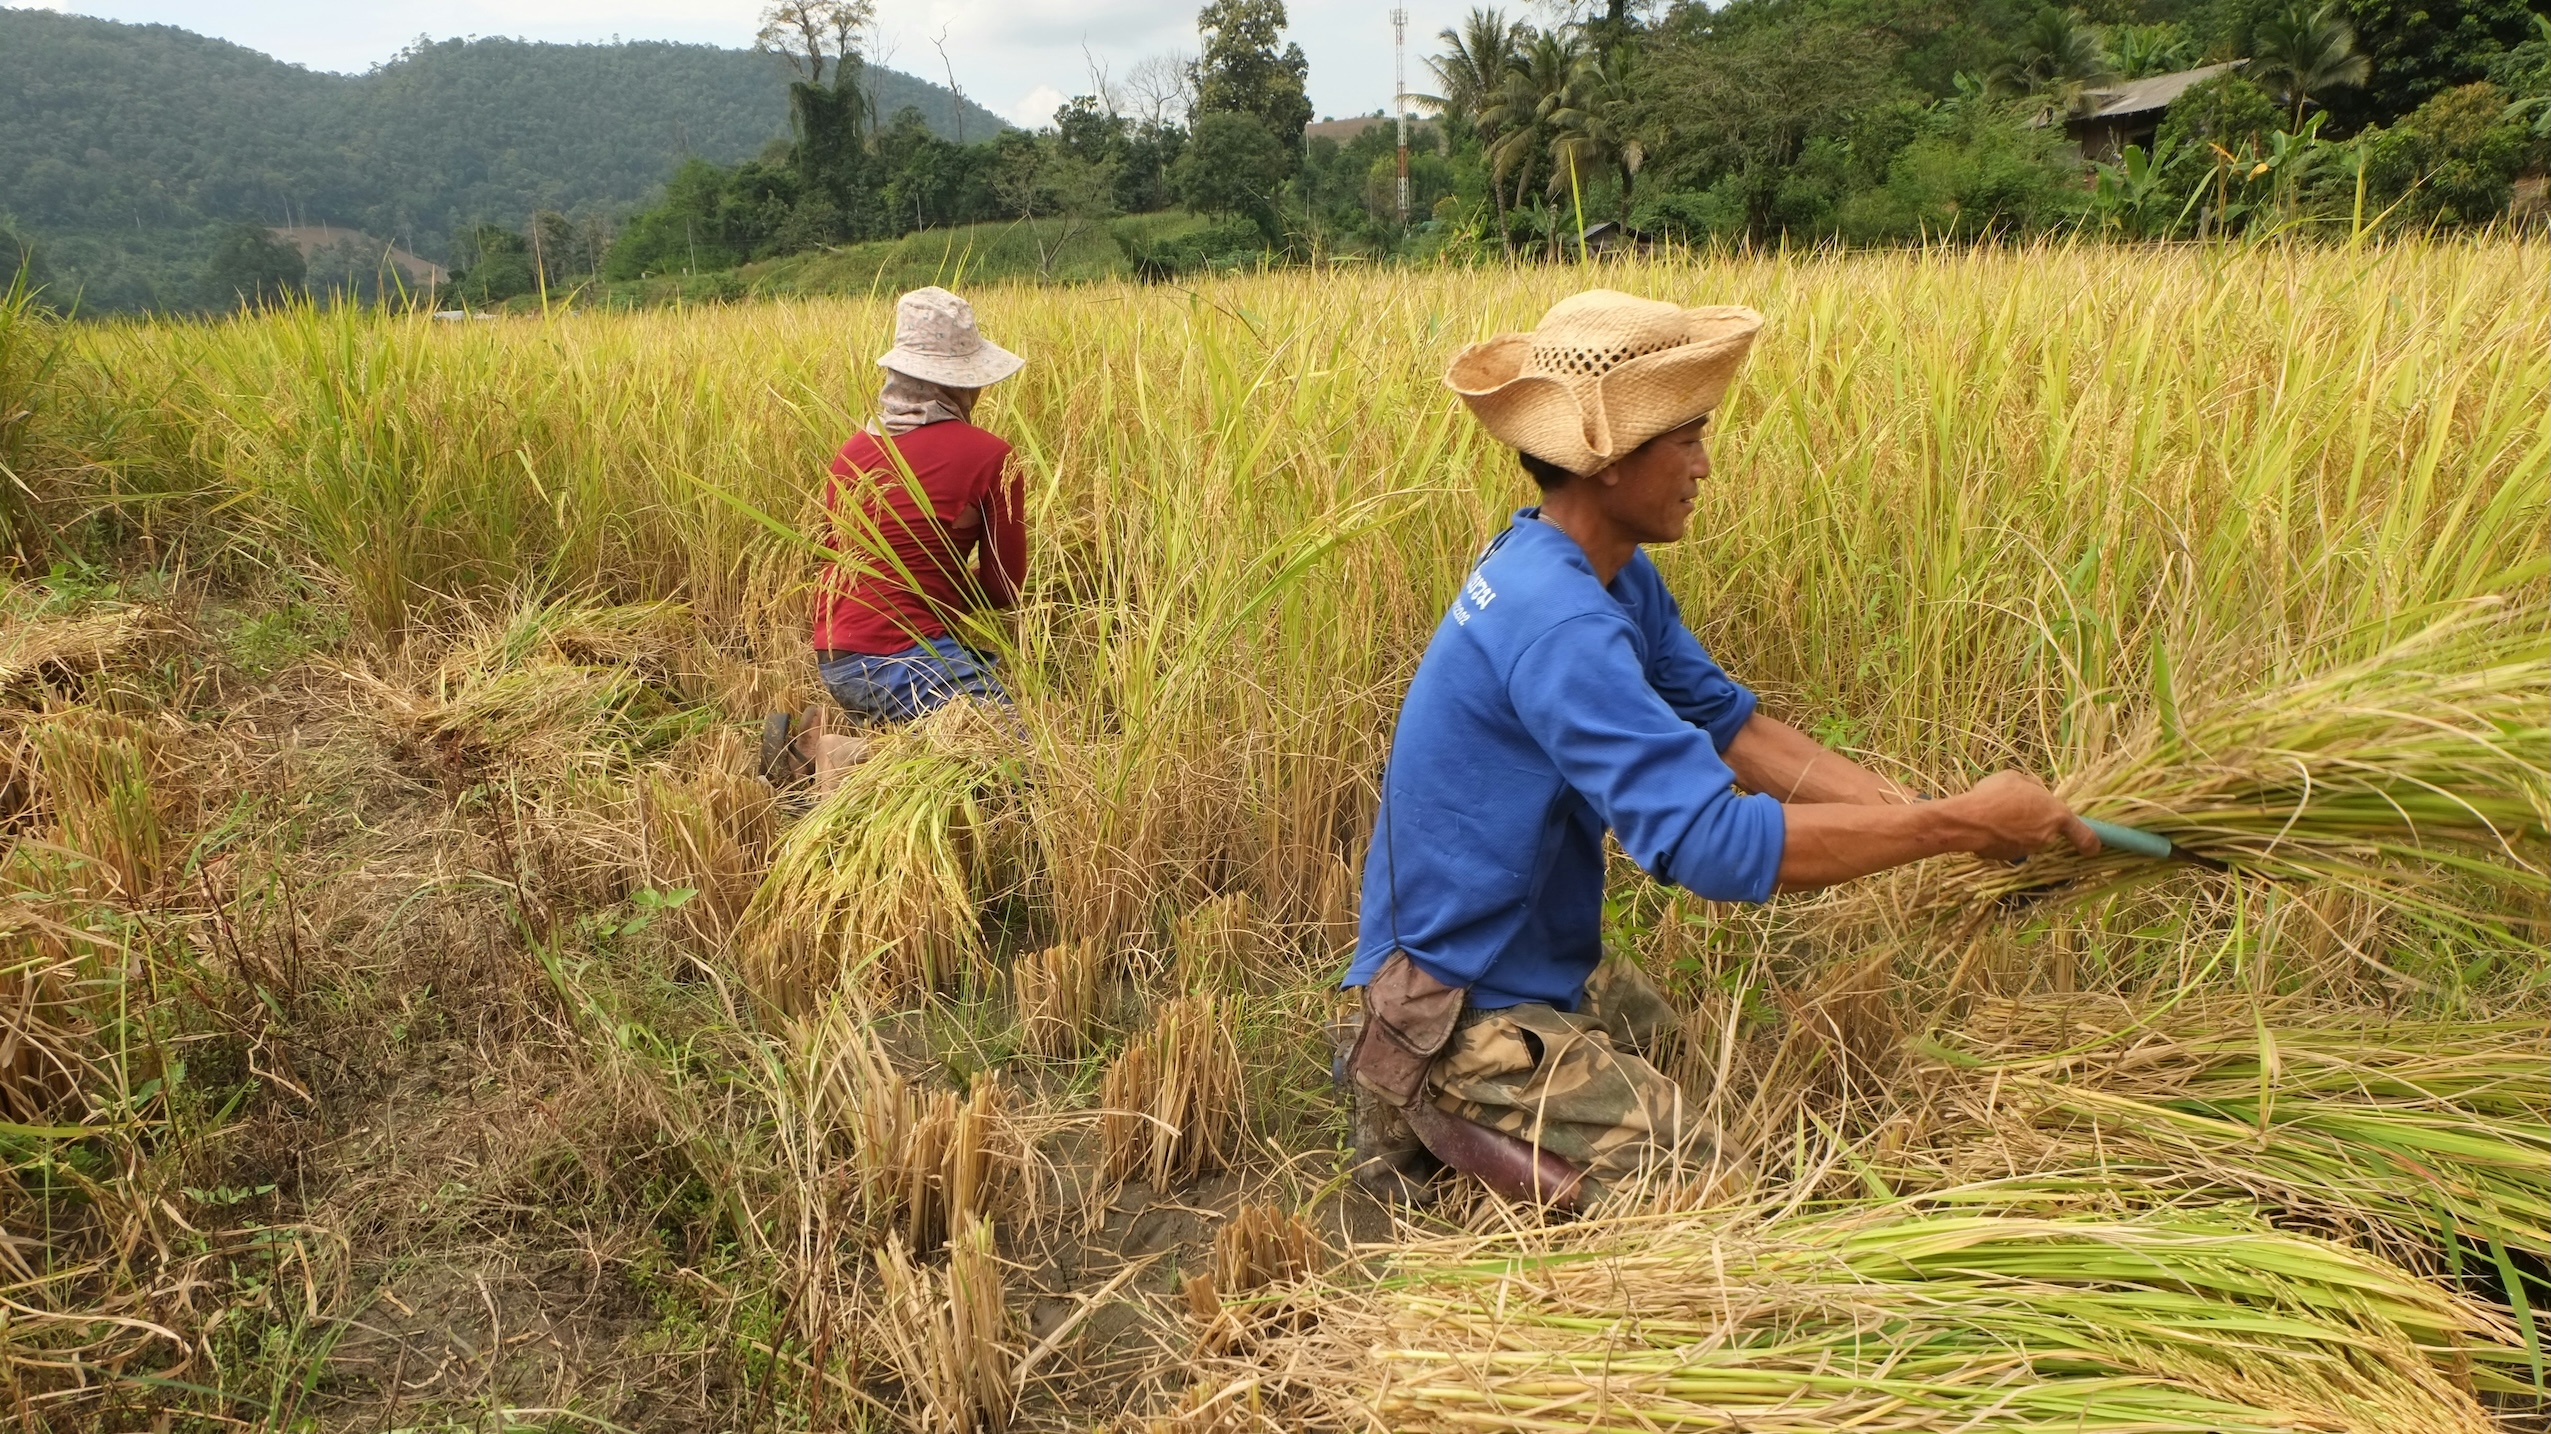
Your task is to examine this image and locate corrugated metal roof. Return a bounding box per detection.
[2078,62,2242,121]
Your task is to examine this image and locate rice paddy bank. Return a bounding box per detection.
[1,240,2544,1430]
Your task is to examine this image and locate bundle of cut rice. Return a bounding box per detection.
[1250,1193,2526,1433]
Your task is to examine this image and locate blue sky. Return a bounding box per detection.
[21,0,1509,130]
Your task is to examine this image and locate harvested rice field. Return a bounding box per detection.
[0,239,2544,1432]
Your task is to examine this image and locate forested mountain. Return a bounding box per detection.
[0,9,1006,308]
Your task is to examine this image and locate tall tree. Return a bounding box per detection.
[2249,2,2371,125]
[756,0,872,87]
[2315,0,2534,131]
[1546,43,1645,218]
[1422,9,1527,124]
[758,1,877,203]
[1193,0,1313,161]
[202,224,303,308]
[1999,7,2118,120]
[1422,9,1532,235]
[1637,11,1911,242]
[1172,110,1290,239]
[1483,31,1587,250]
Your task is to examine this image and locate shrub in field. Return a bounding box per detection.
[2361,82,2536,227]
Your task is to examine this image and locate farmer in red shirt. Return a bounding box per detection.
[764,287,1027,790]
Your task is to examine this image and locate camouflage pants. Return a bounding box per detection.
[1429,957,1723,1201]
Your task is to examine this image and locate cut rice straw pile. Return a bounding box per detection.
[738,703,1027,1009]
[1254,1194,2525,1433]
[1907,996,2550,1327]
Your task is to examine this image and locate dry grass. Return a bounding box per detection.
[0,605,171,693]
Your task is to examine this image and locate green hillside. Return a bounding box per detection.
[572,212,1268,309]
[0,10,1009,310]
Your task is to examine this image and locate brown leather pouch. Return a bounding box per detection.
[1347,951,1465,1108]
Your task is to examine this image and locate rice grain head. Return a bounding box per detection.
[738,716,1024,1010]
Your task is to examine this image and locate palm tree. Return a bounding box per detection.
[1419,9,1530,239]
[1419,8,1526,130]
[2000,7,2118,120]
[1484,31,1582,250]
[1545,44,1643,226]
[2248,1,2370,127]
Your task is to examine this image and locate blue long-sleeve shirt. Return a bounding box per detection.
[1343,509,1785,1011]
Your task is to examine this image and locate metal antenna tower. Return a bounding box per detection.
[1391,8,1410,226]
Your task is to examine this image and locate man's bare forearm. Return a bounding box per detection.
[1775,801,1961,890]
[1772,771,2100,893]
[1723,714,1913,806]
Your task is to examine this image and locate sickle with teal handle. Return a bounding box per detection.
[2079,817,2229,872]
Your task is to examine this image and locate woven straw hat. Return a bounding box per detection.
[1445,290,1762,476]
[876,286,1025,388]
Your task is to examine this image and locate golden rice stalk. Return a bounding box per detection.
[1013,939,1104,1058]
[785,1002,1026,1250]
[1187,1203,1327,1356]
[1172,892,1263,994]
[1124,1380,1266,1434]
[0,603,168,693]
[1254,1196,2522,1433]
[0,712,33,832]
[1312,853,1358,959]
[1212,1203,1323,1293]
[369,598,701,782]
[638,726,775,949]
[30,709,179,901]
[739,713,1024,1010]
[1101,992,1244,1189]
[1911,995,2551,1274]
[0,903,107,1128]
[874,1214,1014,1434]
[1884,609,2548,932]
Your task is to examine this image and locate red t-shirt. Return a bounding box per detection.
[811,421,1025,655]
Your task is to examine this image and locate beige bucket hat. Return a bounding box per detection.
[876,286,1025,388]
[1445,290,1763,476]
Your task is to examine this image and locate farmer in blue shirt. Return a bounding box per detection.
[1339,291,2097,1209]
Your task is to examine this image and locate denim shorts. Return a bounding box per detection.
[817,635,1009,724]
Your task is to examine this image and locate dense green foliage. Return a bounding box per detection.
[0,9,1002,310]
[6,0,2541,314]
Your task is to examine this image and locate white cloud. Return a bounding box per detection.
[1002,85,1068,131]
